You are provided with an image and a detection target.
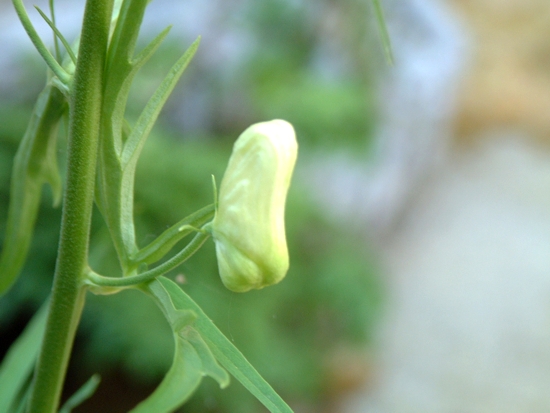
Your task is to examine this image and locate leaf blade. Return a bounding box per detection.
[121,37,200,169]
[12,0,70,83]
[34,6,77,64]
[129,336,203,413]
[131,279,229,413]
[182,326,230,388]
[58,375,101,413]
[0,305,48,413]
[0,85,66,295]
[156,277,294,413]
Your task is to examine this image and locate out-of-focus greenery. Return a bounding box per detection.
[140,0,378,154]
[0,86,379,413]
[1,1,384,411]
[236,0,376,152]
[0,116,382,412]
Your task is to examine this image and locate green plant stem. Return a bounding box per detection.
[12,0,69,84]
[87,229,211,288]
[26,1,113,412]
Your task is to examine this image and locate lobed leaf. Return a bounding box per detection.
[111,26,172,151]
[106,0,149,76]
[130,279,230,413]
[0,85,66,295]
[152,277,294,413]
[96,0,177,264]
[98,32,199,261]
[182,326,230,388]
[129,335,203,413]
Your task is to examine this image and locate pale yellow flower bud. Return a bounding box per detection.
[212,119,298,292]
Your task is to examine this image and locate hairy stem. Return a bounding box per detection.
[27,0,113,412]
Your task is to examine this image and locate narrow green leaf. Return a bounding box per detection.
[48,0,60,61]
[58,375,101,413]
[145,275,197,330]
[129,335,202,413]
[121,37,200,169]
[211,174,218,209]
[145,280,230,392]
[182,326,230,388]
[13,383,32,413]
[103,0,168,154]
[132,26,173,68]
[0,85,66,295]
[113,26,172,150]
[34,6,77,64]
[97,22,173,263]
[0,304,48,413]
[99,0,150,179]
[11,0,70,84]
[132,280,229,413]
[371,0,393,64]
[155,277,294,413]
[106,0,149,74]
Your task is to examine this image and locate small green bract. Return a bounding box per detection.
[212,119,298,292]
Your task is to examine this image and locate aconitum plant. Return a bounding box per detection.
[0,0,390,411]
[0,1,297,412]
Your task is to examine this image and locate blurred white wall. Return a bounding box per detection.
[343,135,550,413]
[337,0,550,412]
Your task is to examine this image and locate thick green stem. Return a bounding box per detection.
[27,1,113,412]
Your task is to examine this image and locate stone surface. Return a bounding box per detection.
[340,136,550,413]
[450,0,550,142]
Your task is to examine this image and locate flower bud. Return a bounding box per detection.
[212,119,298,292]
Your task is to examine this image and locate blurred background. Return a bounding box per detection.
[1,0,550,412]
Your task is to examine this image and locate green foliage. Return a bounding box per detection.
[12,0,71,86]
[0,0,388,410]
[0,121,382,411]
[228,0,382,153]
[93,132,382,411]
[148,277,292,413]
[371,0,394,64]
[58,375,101,413]
[0,84,66,295]
[253,74,374,151]
[0,305,47,413]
